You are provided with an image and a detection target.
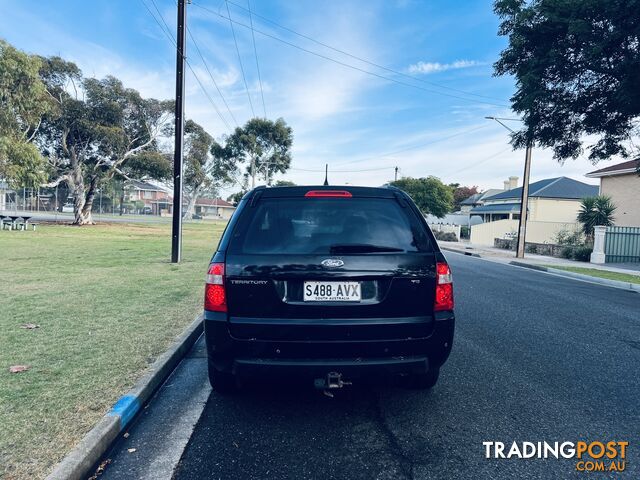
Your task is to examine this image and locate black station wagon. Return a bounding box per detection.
[204,185,455,392]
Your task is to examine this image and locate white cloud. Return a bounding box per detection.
[407,60,482,75]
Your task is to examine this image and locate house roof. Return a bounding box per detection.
[460,193,483,205]
[460,189,506,205]
[585,158,640,178]
[469,203,523,214]
[483,177,598,201]
[195,197,235,208]
[127,180,169,192]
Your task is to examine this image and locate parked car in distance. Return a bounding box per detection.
[204,185,455,393]
[142,206,153,215]
[192,213,203,220]
[61,203,74,213]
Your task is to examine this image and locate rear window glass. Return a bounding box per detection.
[228,197,432,254]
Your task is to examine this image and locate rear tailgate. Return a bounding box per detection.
[223,188,438,340]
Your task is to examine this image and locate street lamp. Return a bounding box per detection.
[485,116,532,259]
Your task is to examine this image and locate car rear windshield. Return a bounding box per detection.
[228,197,433,254]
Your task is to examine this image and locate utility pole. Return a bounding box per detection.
[516,142,532,258]
[485,116,532,259]
[250,155,256,189]
[394,166,398,181]
[323,164,329,185]
[171,0,187,263]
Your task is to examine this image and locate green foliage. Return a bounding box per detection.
[449,184,479,212]
[577,195,616,237]
[125,151,172,181]
[554,228,585,246]
[227,190,247,205]
[274,180,296,186]
[0,137,46,187]
[494,0,640,162]
[460,225,470,239]
[525,243,538,254]
[560,245,593,262]
[0,40,52,185]
[225,117,293,184]
[433,231,458,242]
[572,246,594,262]
[559,246,574,259]
[390,176,453,218]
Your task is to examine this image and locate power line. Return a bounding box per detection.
[440,146,513,176]
[247,0,266,117]
[334,124,489,166]
[147,0,176,42]
[225,0,255,117]
[224,0,506,104]
[191,2,509,108]
[141,0,232,131]
[290,166,395,173]
[186,27,239,127]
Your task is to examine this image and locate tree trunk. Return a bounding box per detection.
[184,185,202,219]
[72,173,97,226]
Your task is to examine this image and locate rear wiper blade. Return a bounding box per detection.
[329,243,404,253]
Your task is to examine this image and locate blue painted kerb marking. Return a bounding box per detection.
[108,395,141,430]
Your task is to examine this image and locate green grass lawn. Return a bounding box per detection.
[0,221,226,479]
[544,265,640,285]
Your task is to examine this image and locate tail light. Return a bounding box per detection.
[205,263,227,312]
[434,262,454,311]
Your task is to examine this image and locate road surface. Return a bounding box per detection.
[99,253,640,479]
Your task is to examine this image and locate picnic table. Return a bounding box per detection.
[0,214,36,231]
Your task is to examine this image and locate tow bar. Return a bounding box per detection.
[314,372,352,393]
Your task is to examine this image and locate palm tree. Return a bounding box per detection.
[577,195,616,242]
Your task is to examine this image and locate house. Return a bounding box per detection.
[585,158,640,227]
[469,176,598,245]
[125,180,172,215]
[459,177,518,213]
[471,177,598,223]
[193,197,236,220]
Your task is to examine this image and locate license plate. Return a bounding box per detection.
[303,281,361,302]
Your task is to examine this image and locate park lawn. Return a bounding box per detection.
[0,221,226,479]
[544,265,640,285]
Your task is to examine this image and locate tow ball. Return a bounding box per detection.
[314,371,352,390]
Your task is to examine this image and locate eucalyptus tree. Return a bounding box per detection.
[38,60,172,224]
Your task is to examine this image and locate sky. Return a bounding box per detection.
[0,0,616,196]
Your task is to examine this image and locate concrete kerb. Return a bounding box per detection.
[510,261,640,293]
[46,314,204,480]
[440,246,482,258]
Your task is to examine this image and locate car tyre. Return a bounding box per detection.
[403,367,439,389]
[208,366,237,393]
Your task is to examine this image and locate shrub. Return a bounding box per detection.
[560,246,574,259]
[525,244,538,254]
[433,230,458,242]
[555,229,584,246]
[571,246,593,262]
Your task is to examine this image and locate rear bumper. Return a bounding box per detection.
[204,311,454,378]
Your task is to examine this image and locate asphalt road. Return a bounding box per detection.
[100,253,640,480]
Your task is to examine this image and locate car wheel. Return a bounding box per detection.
[403,367,439,389]
[208,366,237,393]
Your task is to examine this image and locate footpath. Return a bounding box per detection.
[439,240,640,293]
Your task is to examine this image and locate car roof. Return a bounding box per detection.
[248,185,400,199]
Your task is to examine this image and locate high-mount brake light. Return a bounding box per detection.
[205,262,227,312]
[304,190,353,198]
[434,262,454,311]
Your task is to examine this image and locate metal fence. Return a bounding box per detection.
[604,226,640,263]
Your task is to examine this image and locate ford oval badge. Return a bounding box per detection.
[321,258,344,268]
